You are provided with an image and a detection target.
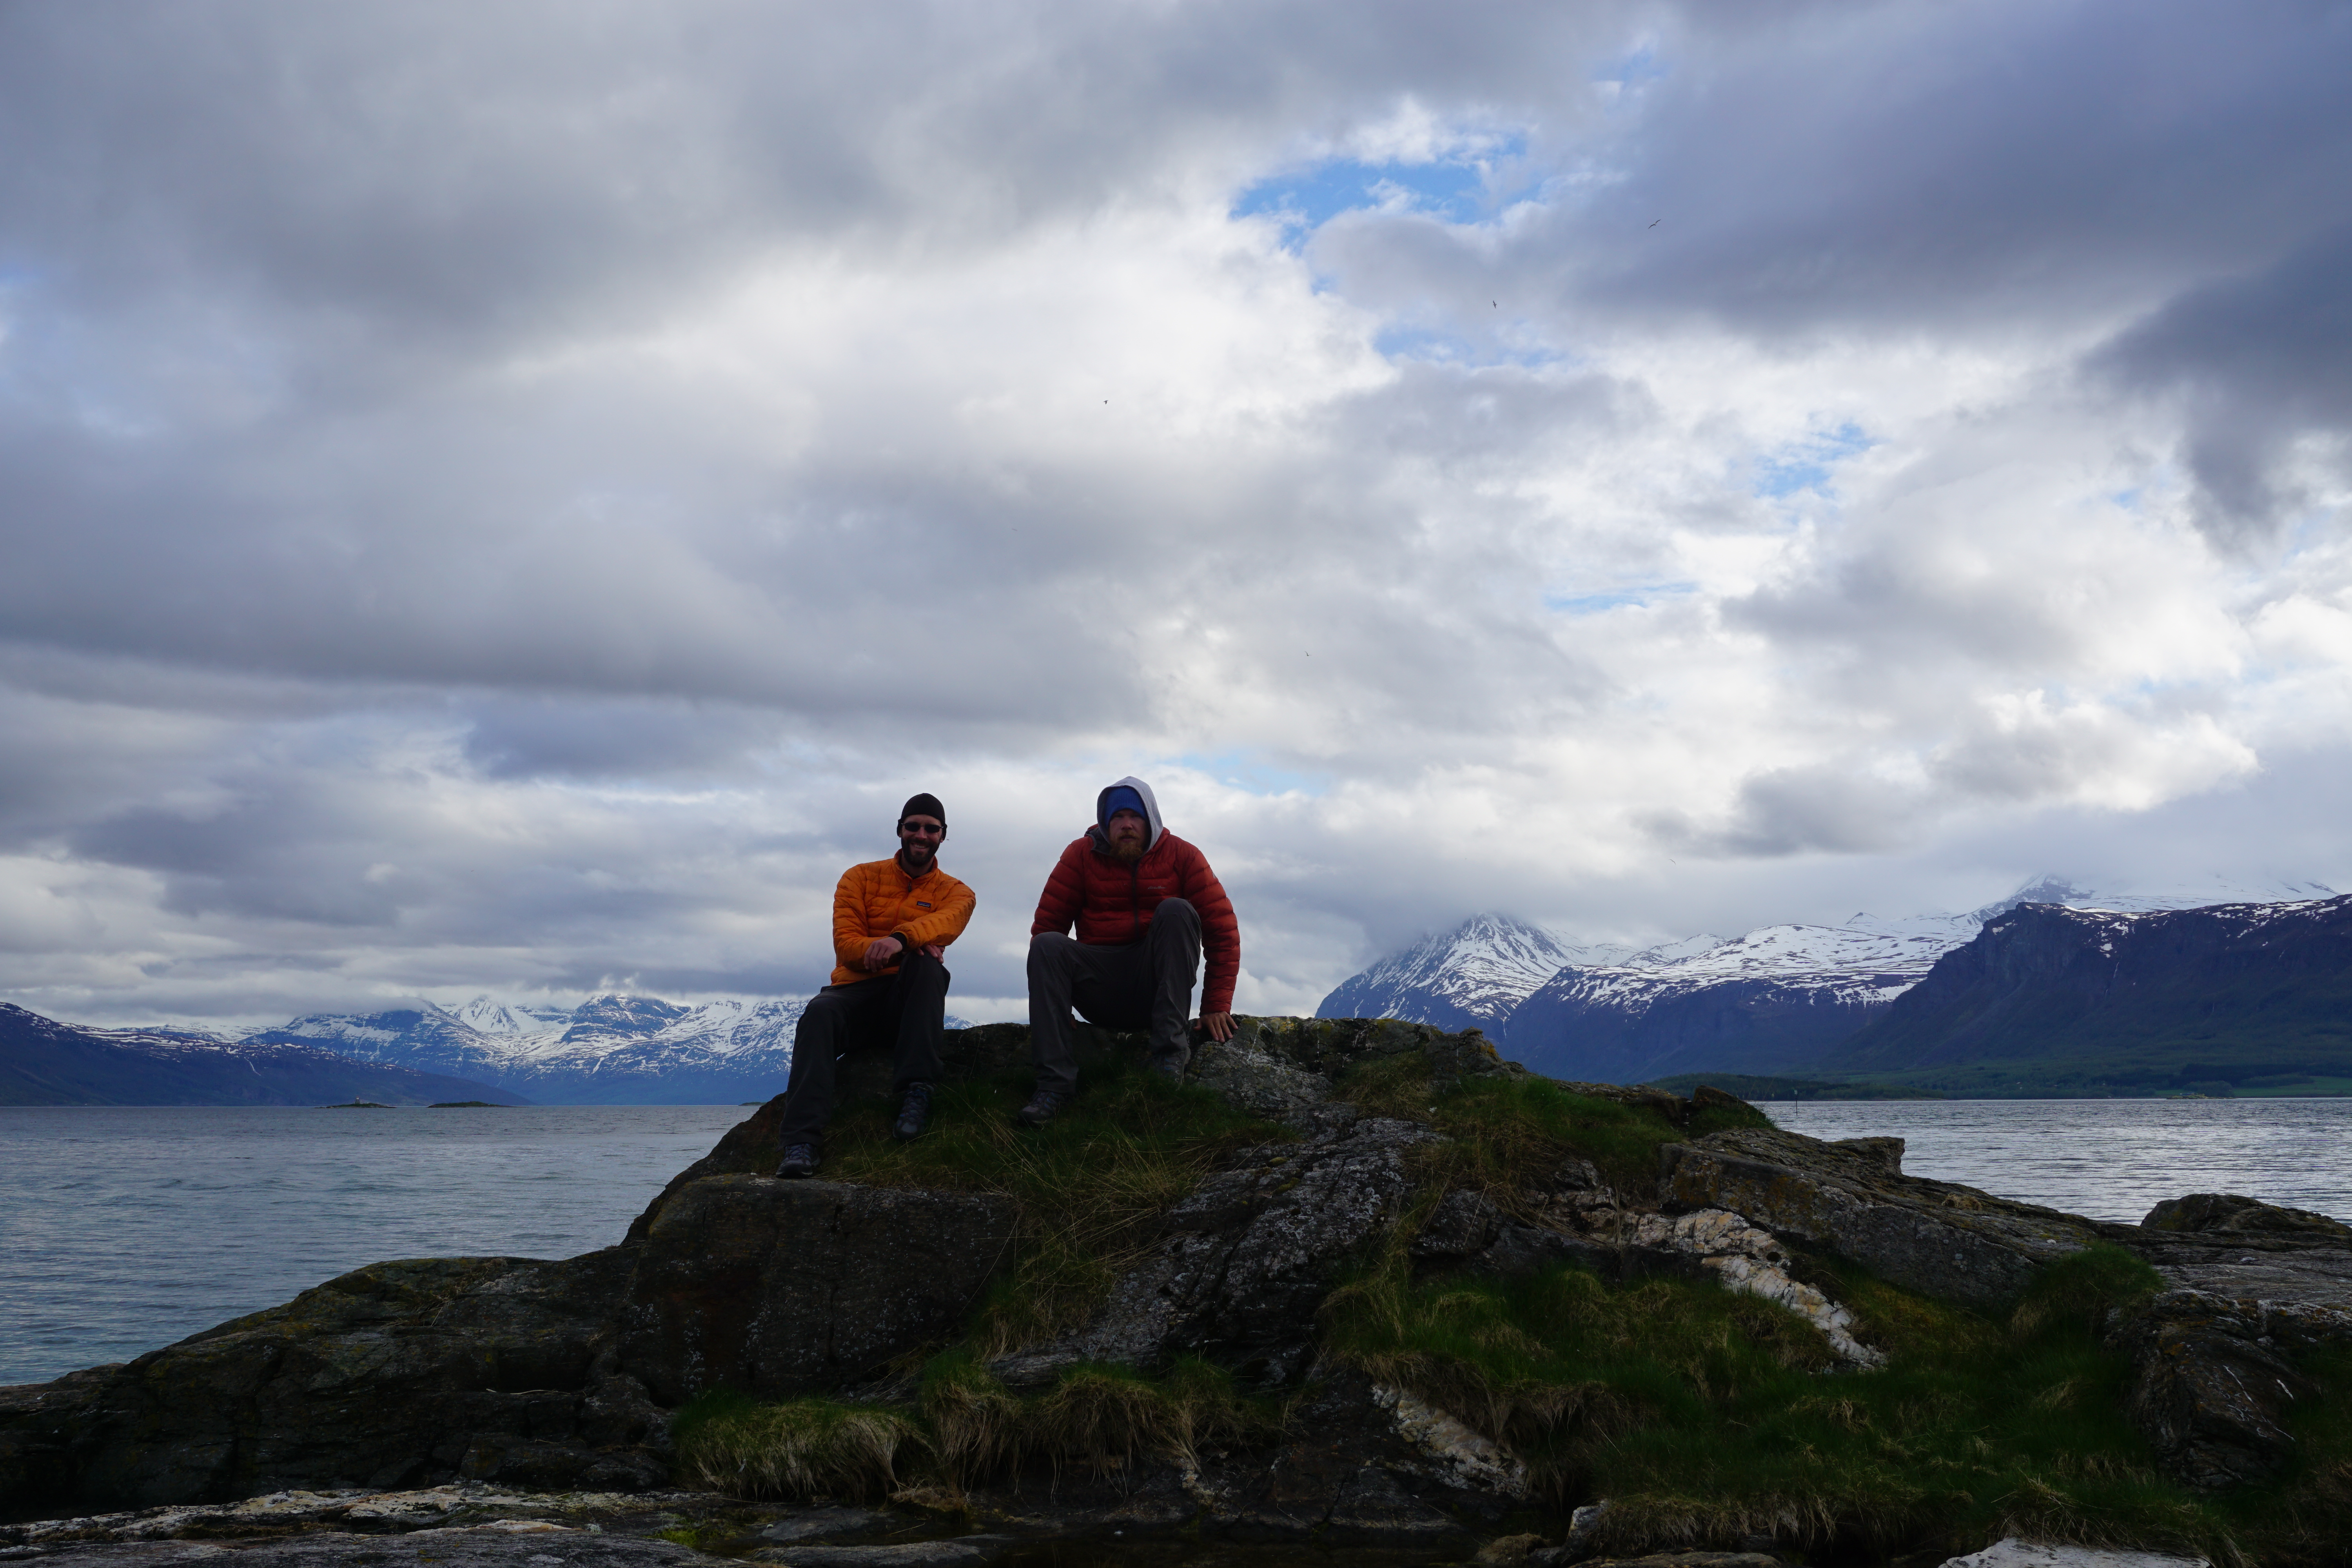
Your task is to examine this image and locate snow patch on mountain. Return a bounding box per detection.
[241,991,973,1103]
[1313,915,1724,1031]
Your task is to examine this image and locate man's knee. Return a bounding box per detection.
[1029,930,1079,976]
[898,949,950,995]
[1149,898,1201,946]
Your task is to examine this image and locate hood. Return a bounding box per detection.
[1090,775,1165,853]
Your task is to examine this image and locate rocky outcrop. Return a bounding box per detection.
[11,1010,2352,1561]
[986,1114,1433,1390]
[616,1178,1018,1403]
[2104,1290,2322,1491]
[0,1250,666,1518]
[2143,1191,2352,1244]
[1936,1545,2211,1568]
[1650,1132,2352,1490]
[1658,1125,2114,1309]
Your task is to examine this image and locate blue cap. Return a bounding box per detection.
[1100,786,1147,826]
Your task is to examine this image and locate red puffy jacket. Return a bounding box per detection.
[1031,830,1240,1014]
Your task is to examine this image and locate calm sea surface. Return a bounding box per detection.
[0,1104,751,1387]
[1762,1096,2352,1226]
[4,1098,2348,1389]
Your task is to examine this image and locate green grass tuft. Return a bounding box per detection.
[671,1387,924,1501]
[2005,1243,2165,1339]
[1339,1053,1765,1212]
[1318,1241,2250,1562]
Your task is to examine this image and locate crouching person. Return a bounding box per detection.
[775,793,975,1178]
[1019,776,1239,1126]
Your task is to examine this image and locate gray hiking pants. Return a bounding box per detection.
[1026,896,1202,1096]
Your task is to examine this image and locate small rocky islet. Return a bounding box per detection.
[7,1020,2352,1568]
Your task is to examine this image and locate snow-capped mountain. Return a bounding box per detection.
[1314,915,1576,1030]
[245,992,975,1104]
[1824,892,2352,1094]
[1314,915,1724,1031]
[1506,873,2337,1084]
[1,1003,529,1107]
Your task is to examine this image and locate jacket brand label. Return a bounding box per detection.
[916,901,933,909]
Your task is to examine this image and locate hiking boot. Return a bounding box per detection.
[893,1082,934,1142]
[1016,1088,1068,1127]
[1149,1047,1190,1082]
[775,1142,820,1178]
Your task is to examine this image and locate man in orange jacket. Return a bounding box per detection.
[775,792,975,1177]
[1020,776,1239,1125]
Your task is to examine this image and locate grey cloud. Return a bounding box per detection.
[1325,2,2352,336]
[2092,224,2352,544]
[457,696,790,779]
[7,1,2352,1031]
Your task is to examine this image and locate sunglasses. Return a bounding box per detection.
[899,820,946,837]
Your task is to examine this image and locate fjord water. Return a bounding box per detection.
[0,1104,750,1387]
[4,1098,2350,1389]
[1764,1096,2352,1225]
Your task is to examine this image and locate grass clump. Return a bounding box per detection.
[921,1350,1285,1485]
[817,1053,1286,1356]
[672,1387,924,1501]
[677,1357,1287,1501]
[1319,1246,2246,1563]
[1342,1052,1766,1213]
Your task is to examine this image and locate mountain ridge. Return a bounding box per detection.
[1317,874,2339,1086]
[0,1004,532,1107]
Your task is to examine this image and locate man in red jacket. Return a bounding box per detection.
[1020,775,1240,1125]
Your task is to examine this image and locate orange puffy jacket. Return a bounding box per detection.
[1030,831,1239,1014]
[829,856,975,987]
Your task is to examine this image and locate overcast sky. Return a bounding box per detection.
[5,0,2350,1029]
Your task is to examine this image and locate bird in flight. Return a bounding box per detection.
[1649,218,1661,228]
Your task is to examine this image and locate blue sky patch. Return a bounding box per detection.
[1169,750,1328,798]
[1545,584,1697,615]
[1233,134,1535,249]
[1752,422,1876,499]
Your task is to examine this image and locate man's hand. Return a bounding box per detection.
[861,935,905,972]
[922,942,946,960]
[1200,1011,1236,1043]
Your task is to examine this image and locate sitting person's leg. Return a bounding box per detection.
[1024,930,1126,1122]
[1139,897,1202,1075]
[884,949,949,1140]
[775,978,889,1174]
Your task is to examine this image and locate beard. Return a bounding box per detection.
[1106,833,1147,864]
[898,842,936,872]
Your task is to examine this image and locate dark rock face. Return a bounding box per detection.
[616,1176,1017,1403]
[1657,1126,2111,1310]
[2143,1191,2352,1243]
[1174,1368,1490,1546]
[1656,1124,2352,1490]
[2108,1291,2325,1489]
[1824,893,2352,1088]
[0,1250,664,1519]
[987,1116,1433,1390]
[29,1534,702,1568]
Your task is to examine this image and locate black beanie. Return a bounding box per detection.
[900,792,947,826]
